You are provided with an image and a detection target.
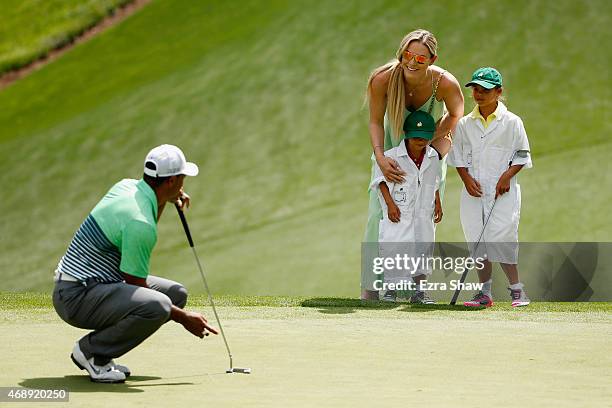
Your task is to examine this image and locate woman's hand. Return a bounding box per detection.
[378,156,406,183]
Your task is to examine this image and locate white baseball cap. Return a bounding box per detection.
[143,144,199,177]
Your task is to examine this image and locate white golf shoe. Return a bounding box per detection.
[70,343,126,383]
[107,360,131,377]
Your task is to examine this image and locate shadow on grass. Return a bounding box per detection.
[300,298,399,314]
[396,303,484,312]
[300,298,484,314]
[19,375,194,393]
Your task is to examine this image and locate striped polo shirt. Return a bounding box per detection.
[56,179,158,283]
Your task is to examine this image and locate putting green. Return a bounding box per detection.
[1,303,611,407]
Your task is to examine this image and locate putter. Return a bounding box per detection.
[175,203,251,375]
[449,197,497,305]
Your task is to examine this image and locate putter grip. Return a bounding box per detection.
[175,203,194,247]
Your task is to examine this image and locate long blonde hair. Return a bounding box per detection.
[366,29,438,142]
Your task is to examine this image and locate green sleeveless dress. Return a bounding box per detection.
[362,73,447,292]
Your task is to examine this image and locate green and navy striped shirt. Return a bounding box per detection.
[56,179,158,283]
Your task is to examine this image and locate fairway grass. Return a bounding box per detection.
[0,0,133,73]
[1,0,611,295]
[1,294,610,407]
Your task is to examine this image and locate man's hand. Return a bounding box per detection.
[173,308,219,338]
[434,193,443,223]
[175,188,191,210]
[463,174,482,197]
[387,202,401,223]
[495,172,512,198]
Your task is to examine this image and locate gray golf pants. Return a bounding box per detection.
[52,276,187,366]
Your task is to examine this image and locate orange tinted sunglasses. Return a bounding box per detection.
[402,50,429,64]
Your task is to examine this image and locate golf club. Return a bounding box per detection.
[449,150,526,305]
[175,203,251,374]
[449,197,497,305]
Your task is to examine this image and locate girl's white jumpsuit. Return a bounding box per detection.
[448,102,532,264]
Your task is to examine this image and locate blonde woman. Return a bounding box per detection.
[363,29,464,300]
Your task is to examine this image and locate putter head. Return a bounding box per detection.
[226,367,251,374]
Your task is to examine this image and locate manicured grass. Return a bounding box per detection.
[3,292,611,313]
[1,299,610,407]
[0,0,610,295]
[0,0,132,73]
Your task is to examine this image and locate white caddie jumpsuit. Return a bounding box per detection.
[370,142,441,283]
[447,102,532,264]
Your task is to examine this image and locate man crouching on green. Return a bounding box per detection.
[53,144,218,383]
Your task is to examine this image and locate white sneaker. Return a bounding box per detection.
[382,290,397,302]
[71,343,126,383]
[409,290,435,305]
[509,286,530,307]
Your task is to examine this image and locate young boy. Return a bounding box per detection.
[370,110,444,304]
[448,67,532,307]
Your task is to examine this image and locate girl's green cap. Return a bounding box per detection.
[465,67,502,89]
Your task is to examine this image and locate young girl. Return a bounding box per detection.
[448,67,532,307]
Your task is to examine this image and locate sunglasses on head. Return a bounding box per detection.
[402,50,429,64]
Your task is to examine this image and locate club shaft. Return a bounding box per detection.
[174,204,233,370]
[450,199,497,305]
[190,247,233,369]
[450,268,469,305]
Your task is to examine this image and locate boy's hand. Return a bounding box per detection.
[495,172,512,198]
[434,195,443,223]
[464,174,482,197]
[387,203,401,223]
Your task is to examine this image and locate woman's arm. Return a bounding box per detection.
[368,71,406,183]
[430,71,464,157]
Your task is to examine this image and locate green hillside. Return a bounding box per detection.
[0,0,610,294]
[0,0,131,73]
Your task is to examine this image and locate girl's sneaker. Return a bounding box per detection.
[509,287,530,307]
[464,291,493,307]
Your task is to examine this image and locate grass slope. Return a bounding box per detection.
[0,0,610,294]
[0,0,132,73]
